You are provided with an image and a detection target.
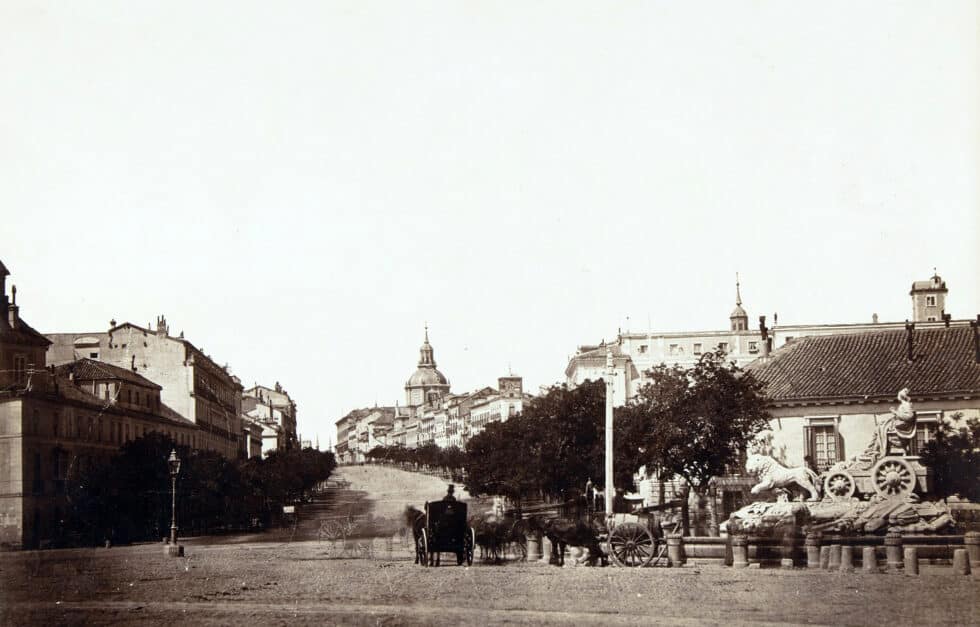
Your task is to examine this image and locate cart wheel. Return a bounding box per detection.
[608,522,656,567]
[418,529,429,567]
[871,457,916,497]
[823,470,856,501]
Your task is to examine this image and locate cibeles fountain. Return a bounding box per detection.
[724,389,955,539]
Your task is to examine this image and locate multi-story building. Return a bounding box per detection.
[243,383,297,449]
[47,317,243,459]
[748,321,980,473]
[0,261,50,391]
[467,377,528,440]
[0,261,199,548]
[567,274,966,405]
[241,416,265,459]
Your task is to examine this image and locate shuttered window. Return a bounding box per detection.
[803,416,843,472]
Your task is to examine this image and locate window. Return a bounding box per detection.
[13,355,27,385]
[718,342,729,353]
[748,341,759,354]
[804,417,843,472]
[927,317,937,322]
[911,412,941,455]
[784,336,794,344]
[637,345,648,354]
[693,343,702,355]
[925,295,936,307]
[89,352,98,359]
[668,344,679,355]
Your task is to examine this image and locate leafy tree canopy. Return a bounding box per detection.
[920,414,980,502]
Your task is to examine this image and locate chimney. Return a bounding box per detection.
[905,320,915,362]
[942,312,951,328]
[972,316,979,364]
[156,315,168,337]
[6,284,19,329]
[759,315,770,358]
[872,313,879,324]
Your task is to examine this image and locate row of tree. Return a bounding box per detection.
[464,350,771,533]
[64,433,336,546]
[364,442,466,480]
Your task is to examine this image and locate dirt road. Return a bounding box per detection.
[2,540,977,626]
[2,466,976,625]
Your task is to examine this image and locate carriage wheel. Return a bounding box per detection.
[417,529,429,567]
[608,522,656,567]
[823,470,856,501]
[871,457,916,497]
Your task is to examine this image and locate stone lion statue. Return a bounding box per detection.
[745,454,821,502]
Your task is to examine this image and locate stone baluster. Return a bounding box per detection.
[805,531,822,569]
[862,546,878,573]
[964,531,980,568]
[731,535,748,568]
[952,549,971,576]
[667,534,685,567]
[904,547,919,576]
[885,530,903,571]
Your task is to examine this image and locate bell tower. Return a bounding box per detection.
[910,271,947,322]
[729,273,749,332]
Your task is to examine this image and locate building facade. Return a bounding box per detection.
[243,383,298,449]
[47,317,243,460]
[0,261,201,548]
[567,274,966,405]
[748,322,980,473]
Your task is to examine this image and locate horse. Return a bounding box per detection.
[403,505,426,564]
[500,516,529,562]
[745,454,821,501]
[527,516,605,566]
[472,515,529,563]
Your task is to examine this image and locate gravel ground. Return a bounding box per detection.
[2,539,977,626]
[2,466,976,626]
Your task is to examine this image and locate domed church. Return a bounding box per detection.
[405,325,450,408]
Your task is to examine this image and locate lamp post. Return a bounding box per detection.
[603,349,617,516]
[166,449,184,556]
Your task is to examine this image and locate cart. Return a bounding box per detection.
[601,500,679,568]
[822,454,931,501]
[417,500,475,567]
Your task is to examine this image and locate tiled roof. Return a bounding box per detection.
[55,358,162,390]
[748,325,980,404]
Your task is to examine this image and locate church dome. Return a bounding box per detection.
[730,304,747,319]
[406,367,449,387]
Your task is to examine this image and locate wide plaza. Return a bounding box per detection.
[1,539,977,626]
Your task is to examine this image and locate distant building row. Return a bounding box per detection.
[335,328,531,463]
[0,260,298,548]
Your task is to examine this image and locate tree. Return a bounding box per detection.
[465,380,607,502]
[919,414,980,502]
[623,350,772,535]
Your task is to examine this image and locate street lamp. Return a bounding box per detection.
[166,449,184,557]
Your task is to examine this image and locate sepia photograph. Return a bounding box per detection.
[1,1,977,625]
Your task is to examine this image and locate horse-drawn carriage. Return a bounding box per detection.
[414,500,475,567]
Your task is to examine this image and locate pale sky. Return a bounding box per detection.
[2,1,977,447]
